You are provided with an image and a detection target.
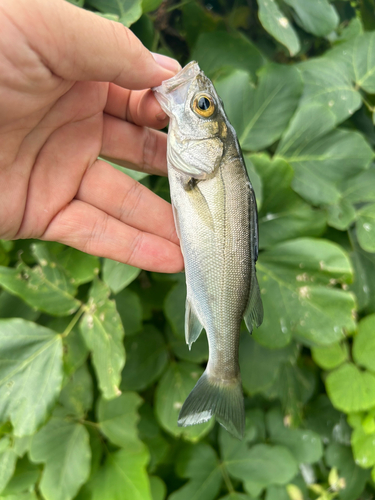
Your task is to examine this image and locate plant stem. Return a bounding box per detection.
[79,419,100,428]
[166,0,192,12]
[61,304,86,338]
[220,462,235,494]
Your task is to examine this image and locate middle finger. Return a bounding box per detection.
[100,113,169,177]
[76,158,179,246]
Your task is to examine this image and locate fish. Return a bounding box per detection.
[153,61,263,439]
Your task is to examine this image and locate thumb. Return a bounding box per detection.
[6,0,181,90]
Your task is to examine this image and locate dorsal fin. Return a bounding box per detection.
[244,269,263,334]
[244,180,263,333]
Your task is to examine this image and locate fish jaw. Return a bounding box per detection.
[152,61,200,115]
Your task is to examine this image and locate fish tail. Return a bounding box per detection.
[177,370,245,439]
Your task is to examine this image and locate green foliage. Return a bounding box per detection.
[1,1,375,499]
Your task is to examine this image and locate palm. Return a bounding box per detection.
[1,76,182,273]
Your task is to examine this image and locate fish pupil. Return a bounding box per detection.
[198,97,210,110]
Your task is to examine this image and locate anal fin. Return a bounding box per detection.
[185,299,203,350]
[244,269,263,334]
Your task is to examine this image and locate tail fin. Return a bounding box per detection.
[177,370,245,439]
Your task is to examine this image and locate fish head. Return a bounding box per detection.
[153,62,231,179]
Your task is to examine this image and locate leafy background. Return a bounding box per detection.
[1,0,375,499]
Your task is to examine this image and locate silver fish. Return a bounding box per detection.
[153,62,263,439]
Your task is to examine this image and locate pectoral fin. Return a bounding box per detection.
[185,299,203,350]
[244,269,263,334]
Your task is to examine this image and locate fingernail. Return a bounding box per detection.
[156,110,168,121]
[152,52,182,73]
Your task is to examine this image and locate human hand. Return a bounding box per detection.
[0,0,183,272]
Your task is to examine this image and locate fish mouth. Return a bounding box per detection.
[153,61,201,115]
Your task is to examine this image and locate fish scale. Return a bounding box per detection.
[153,61,263,438]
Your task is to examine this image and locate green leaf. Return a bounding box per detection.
[256,238,355,348]
[2,455,40,496]
[284,0,339,36]
[149,476,166,500]
[353,314,375,372]
[80,279,125,399]
[163,277,209,362]
[155,362,213,440]
[311,342,348,370]
[121,325,168,391]
[181,1,224,48]
[342,166,375,205]
[351,425,375,468]
[357,203,375,252]
[97,392,143,448]
[30,415,91,500]
[59,364,93,417]
[277,105,373,206]
[192,31,265,80]
[0,291,39,322]
[244,156,263,210]
[219,494,253,500]
[0,245,80,316]
[56,248,99,286]
[0,438,17,494]
[0,245,9,268]
[170,443,222,500]
[102,259,140,294]
[349,229,375,314]
[326,198,356,231]
[220,430,298,491]
[114,288,142,336]
[215,65,302,151]
[244,409,266,444]
[351,32,375,93]
[164,279,186,338]
[270,362,316,423]
[325,443,370,500]
[239,334,297,395]
[84,447,151,500]
[298,58,361,125]
[304,395,343,445]
[327,32,375,94]
[265,486,289,500]
[61,325,89,377]
[0,493,38,500]
[138,404,170,472]
[257,0,300,56]
[266,407,323,464]
[326,363,375,412]
[88,0,142,26]
[250,154,326,247]
[166,325,209,364]
[142,0,162,14]
[0,319,63,436]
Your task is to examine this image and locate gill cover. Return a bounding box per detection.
[168,133,223,178]
[153,61,224,179]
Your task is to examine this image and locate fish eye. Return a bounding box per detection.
[192,93,215,118]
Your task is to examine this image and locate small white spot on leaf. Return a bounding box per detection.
[278,16,289,28]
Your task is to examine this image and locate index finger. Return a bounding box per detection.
[4,0,180,90]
